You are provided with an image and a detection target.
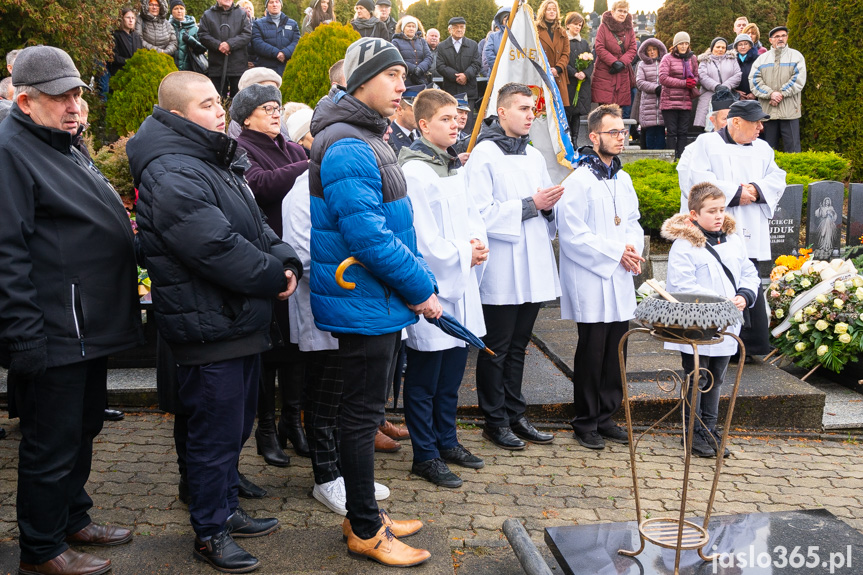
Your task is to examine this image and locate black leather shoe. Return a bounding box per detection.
[598,424,629,445]
[238,473,267,499]
[482,426,526,450]
[411,459,463,488]
[104,409,124,422]
[707,428,731,458]
[178,477,190,505]
[194,530,260,573]
[440,444,484,469]
[255,424,292,467]
[226,507,279,538]
[683,429,716,458]
[510,417,554,444]
[574,430,605,450]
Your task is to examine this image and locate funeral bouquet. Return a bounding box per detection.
[768,252,863,373]
[570,52,593,107]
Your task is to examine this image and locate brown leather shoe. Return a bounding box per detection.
[379,420,410,440]
[374,429,401,453]
[18,548,111,575]
[65,523,133,547]
[342,510,422,541]
[346,525,431,567]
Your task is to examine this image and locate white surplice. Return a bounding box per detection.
[282,172,338,352]
[558,165,644,323]
[464,142,561,305]
[402,163,488,352]
[677,131,787,261]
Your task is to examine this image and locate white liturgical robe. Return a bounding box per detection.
[464,142,561,305]
[558,165,644,323]
[677,131,786,261]
[402,163,488,352]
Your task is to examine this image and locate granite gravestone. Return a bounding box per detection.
[846,183,863,248]
[766,184,803,269]
[806,181,844,261]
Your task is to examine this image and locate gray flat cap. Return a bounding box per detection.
[12,46,88,95]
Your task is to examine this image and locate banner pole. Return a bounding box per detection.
[466,0,522,153]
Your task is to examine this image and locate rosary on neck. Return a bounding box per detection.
[603,175,621,225]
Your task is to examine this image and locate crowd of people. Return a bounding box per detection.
[0,2,804,574]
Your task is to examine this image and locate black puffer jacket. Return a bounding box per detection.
[0,106,143,368]
[198,2,253,77]
[128,107,301,365]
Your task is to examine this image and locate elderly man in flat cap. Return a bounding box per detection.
[0,45,143,575]
[436,16,482,131]
[750,25,806,153]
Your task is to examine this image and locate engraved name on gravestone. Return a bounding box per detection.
[807,181,844,261]
[846,183,863,248]
[758,184,803,277]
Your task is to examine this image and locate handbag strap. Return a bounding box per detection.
[703,242,737,290]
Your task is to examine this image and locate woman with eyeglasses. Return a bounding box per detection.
[232,84,311,467]
[135,0,178,56]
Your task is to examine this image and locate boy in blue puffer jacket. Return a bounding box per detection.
[308,37,439,567]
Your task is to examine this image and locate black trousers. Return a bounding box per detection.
[570,321,628,434]
[209,74,241,100]
[15,357,108,564]
[740,261,772,355]
[761,119,801,153]
[475,302,541,427]
[662,108,691,159]
[304,349,344,485]
[337,331,401,539]
[680,353,731,431]
[177,355,260,539]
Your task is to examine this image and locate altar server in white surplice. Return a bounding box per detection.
[677,99,786,355]
[464,83,563,451]
[398,89,488,488]
[558,104,644,451]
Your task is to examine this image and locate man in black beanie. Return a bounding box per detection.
[308,37,438,567]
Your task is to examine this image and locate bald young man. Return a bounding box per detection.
[128,71,302,574]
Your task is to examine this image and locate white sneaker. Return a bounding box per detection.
[313,479,347,516]
[374,480,390,501]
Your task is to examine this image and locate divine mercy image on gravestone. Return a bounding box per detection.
[807,180,845,260]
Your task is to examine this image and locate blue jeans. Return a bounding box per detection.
[643,125,666,150]
[403,346,470,462]
[177,354,260,538]
[680,353,730,431]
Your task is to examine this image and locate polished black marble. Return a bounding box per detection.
[545,509,862,574]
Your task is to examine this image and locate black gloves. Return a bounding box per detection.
[8,340,48,385]
[654,86,662,96]
[610,61,625,74]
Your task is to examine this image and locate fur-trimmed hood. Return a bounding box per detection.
[661,213,737,247]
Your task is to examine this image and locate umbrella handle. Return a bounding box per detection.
[335,257,366,290]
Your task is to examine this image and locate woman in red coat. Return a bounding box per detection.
[591,0,636,107]
[536,0,570,104]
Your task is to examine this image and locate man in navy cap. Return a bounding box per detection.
[678,99,787,359]
[436,16,482,131]
[375,0,397,38]
[452,92,472,154]
[388,84,423,154]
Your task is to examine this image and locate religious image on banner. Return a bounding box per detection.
[484,1,576,182]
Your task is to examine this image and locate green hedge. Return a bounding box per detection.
[281,22,359,107]
[107,49,178,137]
[624,151,853,235]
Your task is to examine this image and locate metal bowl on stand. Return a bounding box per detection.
[634,293,743,343]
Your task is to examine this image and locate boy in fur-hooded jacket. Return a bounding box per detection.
[660,182,759,457]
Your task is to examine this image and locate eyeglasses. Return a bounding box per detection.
[258,104,284,116]
[596,129,628,139]
[772,34,788,39]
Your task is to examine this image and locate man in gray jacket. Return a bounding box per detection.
[750,26,806,153]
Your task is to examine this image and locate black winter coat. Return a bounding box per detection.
[436,36,483,99]
[127,107,301,365]
[0,107,143,368]
[198,3,253,78]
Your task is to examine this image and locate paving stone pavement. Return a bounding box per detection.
[0,414,861,574]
